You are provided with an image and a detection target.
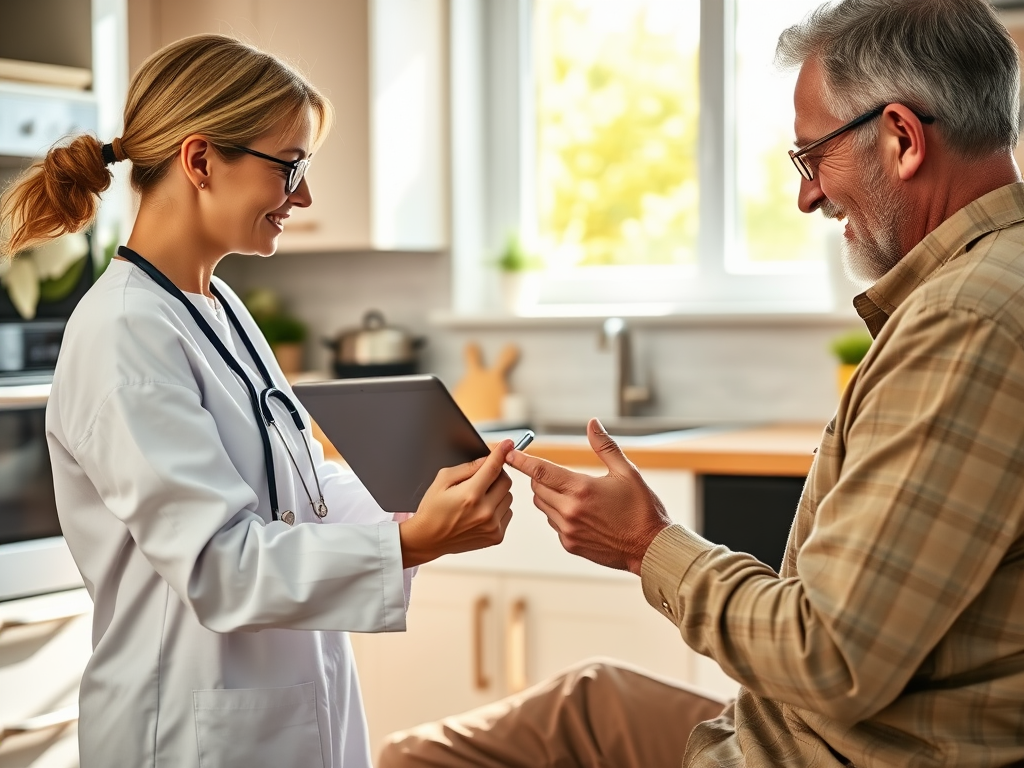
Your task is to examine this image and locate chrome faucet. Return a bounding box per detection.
[600,318,652,418]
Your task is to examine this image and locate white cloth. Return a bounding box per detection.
[46,259,412,768]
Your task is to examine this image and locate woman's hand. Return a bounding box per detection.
[398,440,515,568]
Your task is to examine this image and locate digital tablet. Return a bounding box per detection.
[292,375,491,513]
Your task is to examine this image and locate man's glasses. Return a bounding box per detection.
[788,104,936,181]
[231,145,310,195]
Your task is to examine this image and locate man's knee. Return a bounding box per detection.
[553,657,646,704]
[376,734,404,768]
[378,727,430,768]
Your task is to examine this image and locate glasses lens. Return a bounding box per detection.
[789,152,812,181]
[287,159,309,195]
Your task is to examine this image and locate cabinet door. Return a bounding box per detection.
[155,0,256,44]
[251,0,374,252]
[135,0,372,251]
[499,573,694,694]
[351,566,705,763]
[348,568,503,760]
[132,0,447,253]
[0,589,93,768]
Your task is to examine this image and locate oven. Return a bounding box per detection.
[0,323,83,602]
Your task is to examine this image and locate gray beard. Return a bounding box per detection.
[843,158,909,285]
[820,157,909,287]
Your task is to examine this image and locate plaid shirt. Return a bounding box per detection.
[641,182,1024,767]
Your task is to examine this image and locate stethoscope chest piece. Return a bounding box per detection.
[282,510,295,526]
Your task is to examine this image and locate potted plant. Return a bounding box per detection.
[830,330,872,395]
[495,233,542,313]
[244,288,307,375]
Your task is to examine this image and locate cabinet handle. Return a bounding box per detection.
[0,591,92,636]
[472,595,490,691]
[506,598,528,693]
[0,705,79,744]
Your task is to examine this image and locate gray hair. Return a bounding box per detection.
[776,0,1021,158]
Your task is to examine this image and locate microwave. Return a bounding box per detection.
[0,382,82,601]
[0,320,66,378]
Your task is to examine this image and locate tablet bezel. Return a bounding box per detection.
[292,375,490,513]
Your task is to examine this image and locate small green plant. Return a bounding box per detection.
[830,330,872,365]
[255,314,307,344]
[495,233,542,272]
[244,288,307,345]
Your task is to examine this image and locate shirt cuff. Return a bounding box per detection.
[402,565,418,612]
[378,521,409,632]
[640,524,715,624]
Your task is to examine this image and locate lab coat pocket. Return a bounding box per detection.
[193,681,325,768]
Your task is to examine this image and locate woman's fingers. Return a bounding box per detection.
[437,440,513,488]
[403,444,518,567]
[465,440,515,493]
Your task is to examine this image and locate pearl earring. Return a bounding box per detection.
[199,182,205,189]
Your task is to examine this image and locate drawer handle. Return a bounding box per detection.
[0,591,92,636]
[0,705,79,744]
[473,595,490,691]
[506,598,528,693]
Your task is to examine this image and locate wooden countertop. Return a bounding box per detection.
[293,372,822,477]
[316,421,824,478]
[517,424,823,476]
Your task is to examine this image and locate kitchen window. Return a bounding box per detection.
[448,0,840,318]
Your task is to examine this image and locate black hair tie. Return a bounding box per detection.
[101,143,117,166]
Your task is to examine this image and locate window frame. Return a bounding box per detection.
[448,0,835,318]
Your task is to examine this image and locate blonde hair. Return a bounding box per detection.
[0,34,333,259]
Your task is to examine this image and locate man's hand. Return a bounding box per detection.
[506,419,672,575]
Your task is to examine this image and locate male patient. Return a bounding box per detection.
[382,0,1024,765]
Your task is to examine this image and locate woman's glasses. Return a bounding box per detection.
[231,145,310,195]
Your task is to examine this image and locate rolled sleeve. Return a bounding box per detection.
[640,524,716,622]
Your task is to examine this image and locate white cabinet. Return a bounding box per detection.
[0,589,93,768]
[349,467,741,763]
[127,0,446,253]
[349,566,699,764]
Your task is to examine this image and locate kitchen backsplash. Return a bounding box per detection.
[216,251,858,427]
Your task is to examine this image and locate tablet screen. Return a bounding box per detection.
[292,375,490,512]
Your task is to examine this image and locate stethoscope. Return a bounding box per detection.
[117,246,327,526]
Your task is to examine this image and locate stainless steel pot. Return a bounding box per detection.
[323,310,426,377]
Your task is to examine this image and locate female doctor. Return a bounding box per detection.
[0,34,514,768]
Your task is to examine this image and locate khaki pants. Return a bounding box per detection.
[378,659,729,768]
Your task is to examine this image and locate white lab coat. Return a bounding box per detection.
[46,259,411,768]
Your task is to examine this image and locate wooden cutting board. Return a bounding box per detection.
[452,342,520,422]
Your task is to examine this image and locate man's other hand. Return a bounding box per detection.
[506,419,672,574]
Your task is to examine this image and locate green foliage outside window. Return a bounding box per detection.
[537,0,826,270]
[738,137,822,264]
[537,0,699,268]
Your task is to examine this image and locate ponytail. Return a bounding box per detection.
[0,135,114,260]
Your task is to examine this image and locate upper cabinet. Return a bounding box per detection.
[128,0,447,253]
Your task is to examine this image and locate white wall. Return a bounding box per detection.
[216,251,858,426]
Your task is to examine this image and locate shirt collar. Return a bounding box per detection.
[853,182,1024,337]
